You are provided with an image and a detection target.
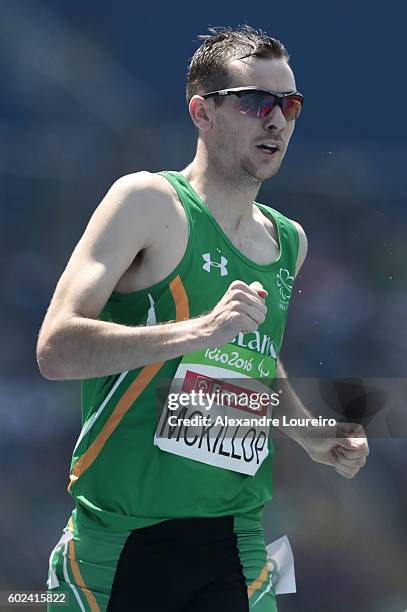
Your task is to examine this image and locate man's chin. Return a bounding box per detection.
[253,164,281,182]
[243,157,282,182]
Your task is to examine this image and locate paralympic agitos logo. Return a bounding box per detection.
[276,267,293,310]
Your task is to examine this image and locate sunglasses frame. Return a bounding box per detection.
[201,86,304,120]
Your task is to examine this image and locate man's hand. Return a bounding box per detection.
[301,422,369,479]
[202,280,268,348]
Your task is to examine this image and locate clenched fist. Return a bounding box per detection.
[202,280,268,348]
[303,422,369,479]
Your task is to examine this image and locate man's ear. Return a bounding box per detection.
[189,95,214,131]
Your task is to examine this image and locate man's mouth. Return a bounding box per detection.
[256,143,280,156]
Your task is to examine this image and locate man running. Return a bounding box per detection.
[37,25,369,612]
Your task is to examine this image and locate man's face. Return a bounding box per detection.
[205,57,298,184]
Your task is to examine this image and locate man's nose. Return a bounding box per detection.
[263,105,287,132]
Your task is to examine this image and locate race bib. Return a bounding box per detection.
[154,343,278,476]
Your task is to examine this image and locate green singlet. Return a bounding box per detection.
[47,171,299,612]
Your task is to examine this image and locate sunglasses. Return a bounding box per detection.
[202,86,303,121]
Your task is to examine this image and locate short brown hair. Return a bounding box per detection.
[186,25,290,104]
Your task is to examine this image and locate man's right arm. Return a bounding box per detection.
[36,172,205,380]
[36,172,268,380]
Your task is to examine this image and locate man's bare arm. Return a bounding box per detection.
[272,360,314,445]
[273,360,368,478]
[36,172,208,380]
[272,228,368,477]
[36,172,268,380]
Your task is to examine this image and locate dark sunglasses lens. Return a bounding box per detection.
[236,92,302,120]
[282,96,302,120]
[235,92,277,118]
[257,95,278,118]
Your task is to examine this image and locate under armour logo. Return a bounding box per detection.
[202,252,228,276]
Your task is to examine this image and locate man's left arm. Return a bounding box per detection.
[271,221,369,479]
[273,360,369,478]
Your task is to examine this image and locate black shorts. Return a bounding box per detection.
[47,508,277,611]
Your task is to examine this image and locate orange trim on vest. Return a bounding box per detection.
[68,538,100,612]
[247,561,269,599]
[68,275,189,492]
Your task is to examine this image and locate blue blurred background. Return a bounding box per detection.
[1,1,406,610]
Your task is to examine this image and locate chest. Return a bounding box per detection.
[114,198,280,294]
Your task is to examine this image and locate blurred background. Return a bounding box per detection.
[0,0,406,610]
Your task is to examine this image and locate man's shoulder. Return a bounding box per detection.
[113,170,174,199]
[107,170,180,222]
[287,219,308,277]
[256,201,307,239]
[288,218,307,242]
[257,201,308,275]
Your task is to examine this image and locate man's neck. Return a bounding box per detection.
[180,157,262,235]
